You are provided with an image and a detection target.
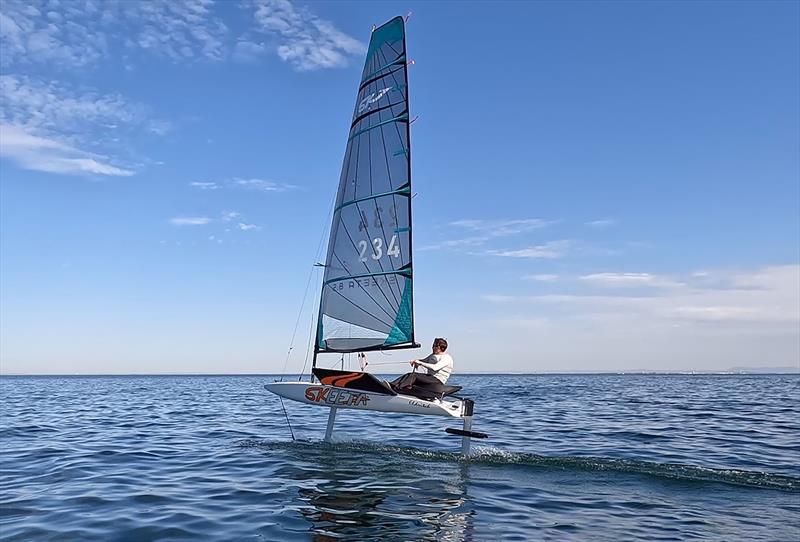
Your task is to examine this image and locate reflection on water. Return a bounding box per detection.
[281,445,475,541]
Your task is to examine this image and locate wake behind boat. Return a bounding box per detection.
[265,16,486,454]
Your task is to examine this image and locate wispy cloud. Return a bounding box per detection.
[0,74,168,176]
[0,0,229,68]
[249,0,365,71]
[420,236,489,250]
[123,0,229,62]
[189,178,299,194]
[488,240,573,259]
[0,75,158,135]
[189,181,220,190]
[666,306,762,322]
[0,124,134,176]
[232,37,268,63]
[148,119,172,136]
[579,272,684,289]
[422,218,556,251]
[451,218,555,235]
[585,218,618,228]
[1,0,362,71]
[0,0,108,68]
[170,216,213,226]
[168,210,262,232]
[484,265,800,325]
[525,274,559,282]
[482,294,517,303]
[233,177,299,192]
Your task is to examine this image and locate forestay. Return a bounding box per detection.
[316,16,415,354]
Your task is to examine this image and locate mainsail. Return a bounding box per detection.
[315,16,416,355]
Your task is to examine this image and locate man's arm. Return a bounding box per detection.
[410,353,435,368]
[416,355,449,372]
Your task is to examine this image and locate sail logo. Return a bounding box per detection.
[305,386,370,407]
[357,87,392,114]
[330,274,397,292]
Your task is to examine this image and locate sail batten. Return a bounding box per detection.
[350,100,406,129]
[335,185,410,212]
[359,62,405,91]
[316,16,415,355]
[348,114,408,141]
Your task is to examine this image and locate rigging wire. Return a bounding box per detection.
[300,265,321,381]
[279,262,318,381]
[278,396,295,441]
[277,198,334,381]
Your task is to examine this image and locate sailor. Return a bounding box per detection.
[391,338,453,390]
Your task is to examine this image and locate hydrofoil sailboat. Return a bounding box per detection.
[265,16,486,454]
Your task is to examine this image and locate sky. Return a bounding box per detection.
[0,0,798,375]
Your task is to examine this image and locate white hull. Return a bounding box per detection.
[265,381,463,418]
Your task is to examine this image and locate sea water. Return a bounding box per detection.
[1,374,798,540]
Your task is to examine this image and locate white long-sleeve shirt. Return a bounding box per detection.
[416,353,454,384]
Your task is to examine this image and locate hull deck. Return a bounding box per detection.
[265,381,464,418]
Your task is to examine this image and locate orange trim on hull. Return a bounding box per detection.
[320,372,358,386]
[319,372,365,388]
[332,373,365,387]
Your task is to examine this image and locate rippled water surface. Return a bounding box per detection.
[1,374,798,540]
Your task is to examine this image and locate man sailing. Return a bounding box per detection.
[391,338,453,391]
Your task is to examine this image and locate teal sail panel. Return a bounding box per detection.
[316,16,415,353]
[385,277,413,345]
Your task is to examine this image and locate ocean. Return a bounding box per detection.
[1,374,798,540]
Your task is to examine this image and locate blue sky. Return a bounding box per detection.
[1,0,798,375]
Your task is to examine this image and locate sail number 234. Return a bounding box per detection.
[358,235,401,262]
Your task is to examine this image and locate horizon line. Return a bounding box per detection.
[1,369,798,377]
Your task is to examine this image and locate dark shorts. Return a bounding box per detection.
[390,372,441,390]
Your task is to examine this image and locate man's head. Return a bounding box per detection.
[432,337,448,353]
